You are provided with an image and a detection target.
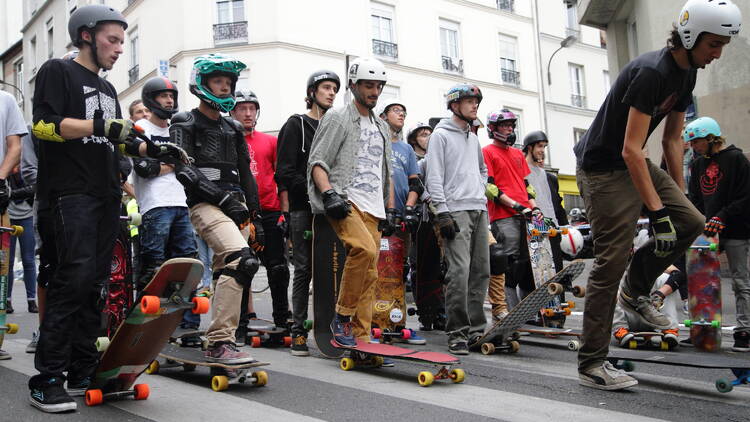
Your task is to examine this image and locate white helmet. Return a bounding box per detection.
[561,227,584,257]
[348,57,387,85]
[677,0,742,50]
[378,99,406,116]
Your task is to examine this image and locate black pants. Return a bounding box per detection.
[34,194,120,381]
[35,203,57,289]
[290,209,313,336]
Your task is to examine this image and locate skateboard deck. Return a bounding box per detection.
[85,258,207,406]
[607,349,750,393]
[151,343,269,391]
[409,221,445,330]
[0,216,22,349]
[472,260,586,355]
[330,339,464,386]
[312,215,347,358]
[372,233,410,342]
[246,318,292,348]
[102,216,136,338]
[686,235,721,352]
[518,324,582,351]
[526,220,571,327]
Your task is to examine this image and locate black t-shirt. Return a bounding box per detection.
[32,59,122,201]
[574,48,696,171]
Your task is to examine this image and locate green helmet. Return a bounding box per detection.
[189,54,246,112]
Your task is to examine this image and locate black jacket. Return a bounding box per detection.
[546,172,569,227]
[275,114,319,212]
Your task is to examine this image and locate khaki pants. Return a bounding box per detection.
[189,202,250,345]
[576,160,703,371]
[488,231,508,314]
[328,204,382,341]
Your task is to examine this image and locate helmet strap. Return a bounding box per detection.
[83,29,103,70]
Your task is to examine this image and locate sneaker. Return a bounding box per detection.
[579,362,638,391]
[26,331,39,354]
[66,376,91,397]
[330,314,355,347]
[618,291,671,330]
[493,311,509,323]
[0,349,10,360]
[467,334,482,349]
[6,300,13,314]
[29,377,76,413]
[181,333,203,348]
[291,335,310,356]
[28,300,39,313]
[448,341,469,355]
[205,342,255,364]
[234,325,248,346]
[613,327,635,347]
[679,337,694,347]
[406,329,427,345]
[662,328,679,349]
[732,331,750,352]
[381,357,395,367]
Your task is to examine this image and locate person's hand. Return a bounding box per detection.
[249,221,265,252]
[322,189,350,219]
[100,119,137,143]
[511,201,532,218]
[403,206,419,232]
[648,208,677,258]
[0,179,10,212]
[382,208,401,236]
[703,216,725,238]
[436,212,458,240]
[277,212,290,237]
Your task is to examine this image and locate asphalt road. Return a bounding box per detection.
[1,260,748,422]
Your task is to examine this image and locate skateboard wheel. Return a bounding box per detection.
[11,225,24,236]
[129,212,142,226]
[531,229,540,236]
[372,356,385,367]
[509,340,520,353]
[684,319,692,327]
[711,320,721,328]
[543,308,555,317]
[95,337,110,352]
[567,340,580,351]
[407,308,417,316]
[303,319,313,331]
[561,227,569,235]
[252,371,269,387]
[418,371,434,387]
[183,364,197,372]
[481,343,495,355]
[140,295,160,314]
[401,329,411,340]
[660,341,669,351]
[548,228,558,237]
[211,375,230,392]
[283,336,292,347]
[708,243,718,251]
[192,296,210,314]
[251,336,262,348]
[6,323,18,334]
[372,328,382,339]
[303,230,313,240]
[565,301,575,309]
[564,308,572,316]
[85,389,104,406]
[450,368,465,384]
[547,283,563,295]
[621,361,635,372]
[133,384,149,400]
[628,340,637,349]
[716,378,733,393]
[572,285,585,298]
[340,357,355,371]
[145,360,160,375]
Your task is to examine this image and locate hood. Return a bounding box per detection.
[434,117,470,135]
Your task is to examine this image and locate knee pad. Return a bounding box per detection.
[222,247,260,288]
[268,263,290,283]
[489,244,508,276]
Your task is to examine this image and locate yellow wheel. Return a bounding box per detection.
[372,356,384,367]
[481,342,495,355]
[211,375,229,392]
[340,357,355,371]
[95,337,110,352]
[660,341,669,351]
[145,360,160,375]
[509,340,521,353]
[418,371,434,387]
[6,323,18,334]
[547,283,563,295]
[252,371,268,386]
[628,340,638,349]
[450,368,466,383]
[11,225,23,236]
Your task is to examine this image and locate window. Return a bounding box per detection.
[497,0,514,13]
[13,59,23,105]
[217,0,244,24]
[440,19,462,73]
[573,128,587,145]
[565,0,580,38]
[603,70,610,95]
[46,19,54,59]
[569,63,586,108]
[498,34,519,87]
[67,0,77,14]
[371,3,397,59]
[30,37,37,75]
[214,0,247,45]
[128,29,139,85]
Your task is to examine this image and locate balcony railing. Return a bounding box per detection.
[566,27,581,40]
[571,94,587,108]
[497,0,515,13]
[442,56,464,74]
[128,65,139,85]
[213,21,248,46]
[372,39,398,60]
[500,68,520,87]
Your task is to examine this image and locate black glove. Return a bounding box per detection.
[221,195,251,227]
[511,201,532,218]
[277,212,290,237]
[703,216,725,237]
[436,212,458,240]
[322,189,350,220]
[250,220,265,252]
[0,179,10,212]
[382,208,401,237]
[95,118,136,143]
[403,205,419,232]
[647,207,677,258]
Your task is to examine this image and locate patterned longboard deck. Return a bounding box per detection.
[687,235,722,352]
[372,234,406,333]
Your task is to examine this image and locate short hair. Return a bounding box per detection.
[128,99,144,117]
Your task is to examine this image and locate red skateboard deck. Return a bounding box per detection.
[372,233,410,342]
[686,235,721,352]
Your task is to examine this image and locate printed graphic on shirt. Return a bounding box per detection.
[700,161,723,195]
[82,85,116,148]
[352,127,383,194]
[248,144,259,176]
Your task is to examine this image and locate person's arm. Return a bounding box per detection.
[662,110,686,191]
[622,106,662,211]
[276,117,308,198]
[311,165,333,193]
[687,159,704,214]
[0,134,22,180]
[424,133,448,213]
[547,172,569,226]
[20,132,38,186]
[716,153,750,222]
[308,111,345,194]
[122,181,136,198]
[405,177,419,207]
[387,177,395,209]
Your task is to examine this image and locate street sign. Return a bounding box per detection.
[158,59,169,78]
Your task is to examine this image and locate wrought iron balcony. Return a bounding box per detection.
[372,39,398,60]
[497,0,514,13]
[500,68,520,87]
[213,21,248,46]
[128,64,139,85]
[442,56,464,74]
[571,94,587,108]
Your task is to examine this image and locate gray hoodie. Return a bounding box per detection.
[424,118,487,214]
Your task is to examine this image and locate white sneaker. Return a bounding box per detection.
[579,362,638,391]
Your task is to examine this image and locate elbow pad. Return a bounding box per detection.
[408,177,424,196]
[32,117,65,143]
[175,164,228,206]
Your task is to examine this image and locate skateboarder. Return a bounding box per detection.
[572,0,740,390]
[424,83,489,355]
[308,56,395,347]
[131,77,200,344]
[28,4,178,412]
[127,99,150,123]
[685,116,750,352]
[170,53,262,364]
[276,69,340,356]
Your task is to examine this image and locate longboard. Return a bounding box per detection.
[150,343,269,392]
[247,318,292,348]
[85,258,207,406]
[526,220,572,327]
[518,324,582,351]
[372,233,410,342]
[0,216,23,350]
[330,339,464,387]
[472,260,586,355]
[312,215,347,358]
[607,349,750,393]
[686,235,721,351]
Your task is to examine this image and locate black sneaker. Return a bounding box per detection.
[679,337,694,347]
[66,376,91,397]
[291,335,310,356]
[449,341,469,355]
[733,331,750,352]
[6,300,13,314]
[29,376,76,413]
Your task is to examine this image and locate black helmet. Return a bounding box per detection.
[522,130,548,152]
[142,77,178,120]
[235,89,260,109]
[68,5,127,47]
[307,70,340,109]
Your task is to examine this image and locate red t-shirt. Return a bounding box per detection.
[245,131,280,212]
[482,143,531,222]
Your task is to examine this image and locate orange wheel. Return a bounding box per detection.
[133,384,150,400]
[561,227,569,235]
[543,309,555,317]
[140,295,160,314]
[283,336,292,347]
[548,228,558,237]
[566,301,575,309]
[564,308,572,316]
[251,336,262,348]
[85,389,103,406]
[531,229,540,236]
[192,296,210,314]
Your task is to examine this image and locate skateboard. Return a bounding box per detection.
[85,258,208,406]
[0,216,23,350]
[102,213,142,338]
[407,221,446,331]
[371,233,411,342]
[685,235,721,352]
[518,324,582,351]
[312,214,347,358]
[330,339,464,387]
[246,318,292,348]
[148,343,269,392]
[618,331,673,351]
[472,260,585,355]
[607,349,750,393]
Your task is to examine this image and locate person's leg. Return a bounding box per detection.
[353,211,381,343]
[487,229,508,318]
[723,238,750,351]
[137,208,170,291]
[467,211,489,339]
[36,205,57,323]
[195,235,214,290]
[261,211,291,328]
[166,207,201,330]
[442,211,473,347]
[491,216,522,309]
[290,210,313,337]
[14,216,38,305]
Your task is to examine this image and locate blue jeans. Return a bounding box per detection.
[139,206,199,327]
[8,215,37,299]
[196,235,214,289]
